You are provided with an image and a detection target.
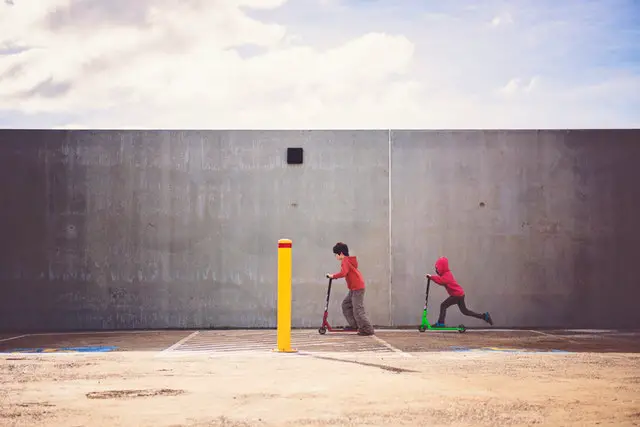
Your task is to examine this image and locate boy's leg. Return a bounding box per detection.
[341,291,358,329]
[437,296,459,324]
[457,296,492,324]
[350,289,374,335]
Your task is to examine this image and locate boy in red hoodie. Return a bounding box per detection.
[326,242,375,336]
[426,256,493,327]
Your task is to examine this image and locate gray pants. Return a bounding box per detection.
[342,289,374,334]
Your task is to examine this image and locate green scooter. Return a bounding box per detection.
[418,276,466,333]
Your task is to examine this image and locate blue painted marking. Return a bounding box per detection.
[1,346,118,353]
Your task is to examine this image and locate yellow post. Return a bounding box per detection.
[276,238,296,353]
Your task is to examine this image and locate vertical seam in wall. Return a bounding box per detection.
[388,129,393,327]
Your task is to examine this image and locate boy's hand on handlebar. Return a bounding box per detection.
[425,274,431,279]
[326,274,334,279]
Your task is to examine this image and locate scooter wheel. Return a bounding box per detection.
[458,325,466,333]
[418,326,426,333]
[318,327,327,335]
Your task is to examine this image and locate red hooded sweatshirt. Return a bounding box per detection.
[332,256,365,291]
[430,257,465,297]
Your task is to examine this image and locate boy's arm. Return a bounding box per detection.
[330,259,350,279]
[427,273,446,285]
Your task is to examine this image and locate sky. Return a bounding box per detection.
[0,0,639,129]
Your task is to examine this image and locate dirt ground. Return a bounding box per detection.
[1,329,639,426]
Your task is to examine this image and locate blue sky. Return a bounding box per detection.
[0,0,638,129]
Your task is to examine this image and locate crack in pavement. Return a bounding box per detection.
[298,352,418,373]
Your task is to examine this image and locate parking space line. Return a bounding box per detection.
[0,334,28,343]
[529,330,579,344]
[371,335,412,357]
[161,331,200,353]
[529,330,557,338]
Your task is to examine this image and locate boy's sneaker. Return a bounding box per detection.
[357,330,374,336]
[431,322,445,328]
[484,312,493,326]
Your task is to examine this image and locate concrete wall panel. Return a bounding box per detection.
[390,130,640,328]
[0,130,390,330]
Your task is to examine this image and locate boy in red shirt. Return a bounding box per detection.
[326,242,375,336]
[426,256,493,327]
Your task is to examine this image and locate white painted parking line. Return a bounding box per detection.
[529,330,580,344]
[161,331,200,353]
[371,335,412,357]
[529,330,558,338]
[0,334,28,343]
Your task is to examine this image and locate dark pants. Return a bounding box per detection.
[437,295,484,324]
[342,289,374,334]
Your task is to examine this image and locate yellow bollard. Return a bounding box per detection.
[275,238,297,353]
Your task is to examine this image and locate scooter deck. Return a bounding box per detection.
[318,316,358,334]
[318,326,357,334]
[419,324,466,332]
[419,308,466,333]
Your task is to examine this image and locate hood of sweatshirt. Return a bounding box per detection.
[345,255,358,269]
[435,256,449,274]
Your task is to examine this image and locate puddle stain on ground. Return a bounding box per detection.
[15,402,56,408]
[86,389,186,399]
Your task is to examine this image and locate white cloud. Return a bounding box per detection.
[0,0,638,129]
[499,77,538,97]
[490,12,513,27]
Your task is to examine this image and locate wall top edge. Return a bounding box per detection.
[0,128,638,132]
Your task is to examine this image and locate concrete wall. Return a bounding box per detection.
[0,130,390,330]
[390,130,640,329]
[0,129,639,331]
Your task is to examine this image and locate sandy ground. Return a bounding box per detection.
[1,330,639,426]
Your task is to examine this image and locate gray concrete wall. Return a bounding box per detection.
[390,130,640,329]
[1,129,639,331]
[0,130,390,331]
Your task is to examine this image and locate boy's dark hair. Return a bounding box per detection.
[333,242,349,256]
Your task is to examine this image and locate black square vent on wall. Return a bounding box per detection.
[287,147,303,164]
